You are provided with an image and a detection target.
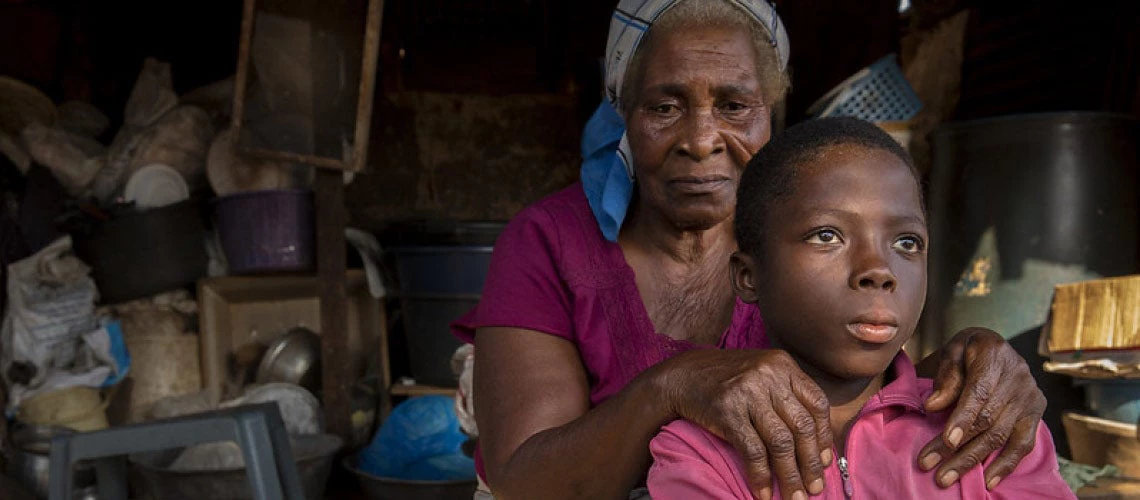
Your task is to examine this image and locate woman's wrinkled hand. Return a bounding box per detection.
[918,327,1046,490]
[658,349,832,500]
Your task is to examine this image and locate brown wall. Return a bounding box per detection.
[347,91,582,227]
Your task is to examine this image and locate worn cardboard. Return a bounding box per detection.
[1046,275,1140,354]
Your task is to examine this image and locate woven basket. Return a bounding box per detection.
[0,76,56,135]
[807,54,923,122]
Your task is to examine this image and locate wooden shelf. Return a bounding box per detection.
[390,384,458,397]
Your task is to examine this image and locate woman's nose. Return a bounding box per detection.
[849,244,897,292]
[677,109,726,161]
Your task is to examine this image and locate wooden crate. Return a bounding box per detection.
[197,270,387,406]
[1064,412,1140,479]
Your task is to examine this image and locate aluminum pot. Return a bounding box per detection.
[3,424,95,498]
[344,456,477,500]
[130,433,342,500]
[256,327,322,394]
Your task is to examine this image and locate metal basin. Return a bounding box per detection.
[344,456,477,500]
[3,424,95,498]
[130,433,342,500]
[256,327,322,394]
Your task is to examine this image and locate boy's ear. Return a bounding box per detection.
[730,251,760,304]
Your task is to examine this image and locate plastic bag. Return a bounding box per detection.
[358,395,475,481]
[1,236,129,410]
[20,123,105,196]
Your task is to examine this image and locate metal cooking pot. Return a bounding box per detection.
[256,327,322,394]
[3,424,95,498]
[344,455,477,500]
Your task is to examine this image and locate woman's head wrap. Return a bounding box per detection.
[581,0,790,241]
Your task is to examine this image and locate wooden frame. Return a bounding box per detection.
[228,0,386,442]
[230,0,384,173]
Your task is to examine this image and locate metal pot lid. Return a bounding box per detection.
[10,424,72,454]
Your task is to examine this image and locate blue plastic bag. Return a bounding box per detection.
[358,395,475,481]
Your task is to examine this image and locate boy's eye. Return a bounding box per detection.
[893,235,925,254]
[806,229,841,245]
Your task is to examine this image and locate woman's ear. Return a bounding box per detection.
[730,251,760,304]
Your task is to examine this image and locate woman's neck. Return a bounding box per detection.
[620,201,736,264]
[618,200,738,345]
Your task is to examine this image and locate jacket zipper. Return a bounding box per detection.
[838,456,853,498]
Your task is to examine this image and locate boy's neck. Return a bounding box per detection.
[791,357,887,455]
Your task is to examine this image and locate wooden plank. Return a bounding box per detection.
[229,0,257,133]
[310,0,366,442]
[350,0,383,172]
[316,170,350,440]
[390,384,458,398]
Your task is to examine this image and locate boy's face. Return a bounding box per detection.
[732,143,927,381]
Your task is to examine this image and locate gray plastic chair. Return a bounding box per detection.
[47,402,305,500]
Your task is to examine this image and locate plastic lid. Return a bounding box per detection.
[123,164,190,209]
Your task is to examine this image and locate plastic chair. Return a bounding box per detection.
[47,402,305,500]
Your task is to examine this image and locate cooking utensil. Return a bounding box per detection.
[3,424,95,498]
[222,383,323,436]
[344,455,477,500]
[214,189,315,274]
[256,327,322,393]
[130,433,343,500]
[72,199,208,305]
[123,163,190,209]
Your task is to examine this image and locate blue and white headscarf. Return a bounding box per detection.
[581,0,790,241]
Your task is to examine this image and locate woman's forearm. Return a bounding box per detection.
[490,370,674,499]
[474,327,678,499]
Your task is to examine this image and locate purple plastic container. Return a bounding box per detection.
[214,189,315,274]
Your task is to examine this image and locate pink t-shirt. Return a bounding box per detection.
[452,183,769,480]
[453,182,769,406]
[648,353,1075,499]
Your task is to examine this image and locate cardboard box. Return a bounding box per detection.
[197,270,384,404]
[1047,275,1140,355]
[1063,412,1140,479]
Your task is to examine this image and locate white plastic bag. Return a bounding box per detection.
[1,236,129,410]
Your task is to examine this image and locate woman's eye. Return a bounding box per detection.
[893,236,925,254]
[649,103,679,114]
[806,229,841,245]
[721,102,748,112]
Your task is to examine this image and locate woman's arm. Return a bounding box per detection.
[915,327,1047,490]
[476,327,833,500]
[475,327,664,499]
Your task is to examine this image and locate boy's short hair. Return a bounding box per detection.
[735,117,922,257]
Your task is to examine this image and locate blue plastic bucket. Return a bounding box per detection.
[215,189,315,274]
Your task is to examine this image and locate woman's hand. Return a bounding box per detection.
[657,348,833,500]
[917,327,1046,490]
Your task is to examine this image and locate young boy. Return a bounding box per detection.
[647,118,1073,499]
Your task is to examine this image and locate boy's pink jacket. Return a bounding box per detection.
[648,353,1075,499]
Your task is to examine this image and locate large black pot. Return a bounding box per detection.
[929,112,1139,298]
[926,111,1139,457]
[73,200,208,305]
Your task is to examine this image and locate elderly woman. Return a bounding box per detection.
[453,1,1046,499]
